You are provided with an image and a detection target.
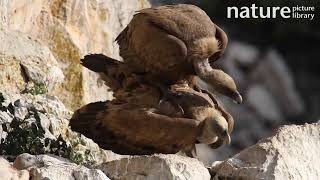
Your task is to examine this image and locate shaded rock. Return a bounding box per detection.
[219,42,260,89]
[221,98,271,147]
[210,122,320,180]
[0,0,150,109]
[227,42,259,67]
[196,144,234,166]
[250,49,305,118]
[12,154,110,180]
[98,154,210,180]
[0,157,29,180]
[246,84,284,123]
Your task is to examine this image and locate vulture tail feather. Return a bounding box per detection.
[70,101,107,137]
[81,54,120,72]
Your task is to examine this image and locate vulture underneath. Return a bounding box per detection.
[69,54,234,155]
[116,4,242,104]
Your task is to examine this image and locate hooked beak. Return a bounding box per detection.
[233,91,243,104]
[225,133,231,145]
[222,130,231,145]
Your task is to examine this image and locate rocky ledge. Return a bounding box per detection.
[210,122,320,180]
[0,84,318,180]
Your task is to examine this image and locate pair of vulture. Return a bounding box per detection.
[70,4,242,157]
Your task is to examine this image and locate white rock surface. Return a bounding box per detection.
[211,122,320,180]
[0,157,29,180]
[99,154,211,180]
[0,92,124,166]
[0,0,150,109]
[13,153,110,180]
[0,28,64,95]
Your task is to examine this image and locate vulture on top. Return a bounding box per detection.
[116,4,242,104]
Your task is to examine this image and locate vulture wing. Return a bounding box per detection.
[69,82,231,155]
[137,4,216,41]
[70,100,202,155]
[81,54,119,73]
[81,54,143,94]
[116,12,188,78]
[170,85,234,134]
[139,4,228,63]
[116,4,228,82]
[81,54,123,91]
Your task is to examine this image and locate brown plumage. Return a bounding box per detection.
[116,4,242,103]
[80,54,234,134]
[70,85,232,155]
[69,54,235,155]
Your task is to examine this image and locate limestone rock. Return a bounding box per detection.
[12,154,110,180]
[246,84,284,123]
[0,28,64,95]
[0,93,71,136]
[210,122,320,180]
[0,157,29,180]
[63,128,126,165]
[220,44,304,120]
[227,42,259,67]
[0,92,124,166]
[98,154,210,180]
[0,0,150,110]
[13,153,38,170]
[220,41,260,89]
[250,49,305,118]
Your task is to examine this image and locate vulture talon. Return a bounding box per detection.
[194,85,202,93]
[157,84,185,115]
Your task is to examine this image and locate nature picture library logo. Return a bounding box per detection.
[227,4,316,20]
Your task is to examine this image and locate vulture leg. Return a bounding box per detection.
[193,84,202,93]
[198,88,234,134]
[200,89,219,106]
[156,83,185,115]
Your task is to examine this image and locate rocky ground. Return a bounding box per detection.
[0,0,319,179]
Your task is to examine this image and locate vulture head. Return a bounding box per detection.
[193,59,243,104]
[197,114,231,146]
[190,25,242,104]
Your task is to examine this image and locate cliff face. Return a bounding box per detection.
[0,0,150,110]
